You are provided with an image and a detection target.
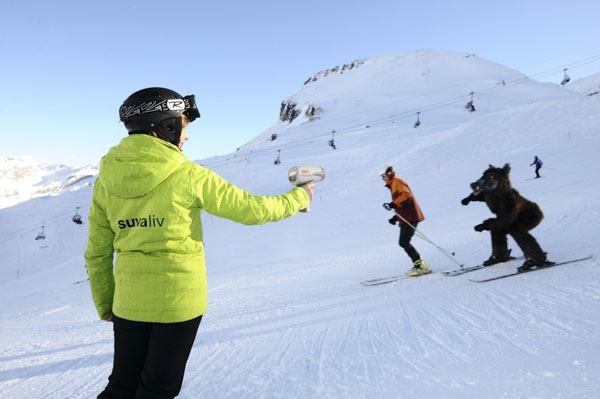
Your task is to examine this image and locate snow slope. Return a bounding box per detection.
[1,50,599,399]
[566,72,600,97]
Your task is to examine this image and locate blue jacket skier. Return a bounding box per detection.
[530,156,543,178]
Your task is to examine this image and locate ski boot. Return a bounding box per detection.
[517,256,548,272]
[483,249,513,266]
[407,258,430,276]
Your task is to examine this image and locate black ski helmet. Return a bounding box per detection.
[119,87,200,146]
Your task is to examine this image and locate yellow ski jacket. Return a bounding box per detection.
[84,134,309,323]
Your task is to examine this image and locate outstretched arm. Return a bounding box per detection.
[461,192,484,205]
[195,167,310,225]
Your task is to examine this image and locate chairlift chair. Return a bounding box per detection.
[328,130,336,150]
[274,150,281,165]
[35,225,46,240]
[561,68,571,85]
[414,112,421,128]
[465,91,476,112]
[72,207,83,224]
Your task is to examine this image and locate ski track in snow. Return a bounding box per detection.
[180,259,600,399]
[1,252,599,398]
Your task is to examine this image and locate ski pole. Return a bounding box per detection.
[394,211,464,267]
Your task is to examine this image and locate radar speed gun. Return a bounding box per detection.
[288,166,326,212]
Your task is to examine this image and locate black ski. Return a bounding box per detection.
[442,256,523,276]
[469,256,593,283]
[362,272,434,286]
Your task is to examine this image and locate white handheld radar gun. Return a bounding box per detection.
[288,166,326,212]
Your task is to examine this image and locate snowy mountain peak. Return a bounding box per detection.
[243,49,583,151]
[0,155,98,209]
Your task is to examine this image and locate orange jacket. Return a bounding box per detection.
[386,176,425,226]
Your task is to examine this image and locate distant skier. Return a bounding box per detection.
[530,156,543,178]
[380,165,430,275]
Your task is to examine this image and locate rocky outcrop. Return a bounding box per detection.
[279,101,323,123]
[303,59,365,85]
[279,101,301,123]
[277,59,364,123]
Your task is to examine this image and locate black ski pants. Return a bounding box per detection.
[98,314,202,399]
[399,221,421,263]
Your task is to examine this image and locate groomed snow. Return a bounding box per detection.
[1,50,599,398]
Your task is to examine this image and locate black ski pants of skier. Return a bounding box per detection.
[98,314,202,399]
[399,221,421,263]
[534,166,541,178]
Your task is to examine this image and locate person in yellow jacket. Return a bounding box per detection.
[84,87,314,399]
[380,165,430,276]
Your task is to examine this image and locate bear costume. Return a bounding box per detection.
[461,164,547,270]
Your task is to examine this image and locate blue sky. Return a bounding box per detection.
[1,0,598,166]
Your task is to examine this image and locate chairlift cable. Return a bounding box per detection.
[0,208,81,243]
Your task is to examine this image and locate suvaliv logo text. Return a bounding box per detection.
[118,215,165,229]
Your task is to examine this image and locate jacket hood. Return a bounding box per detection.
[99,134,187,198]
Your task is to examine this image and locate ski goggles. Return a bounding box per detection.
[119,94,201,122]
[182,95,200,122]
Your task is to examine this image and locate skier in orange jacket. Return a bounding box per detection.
[381,165,430,275]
